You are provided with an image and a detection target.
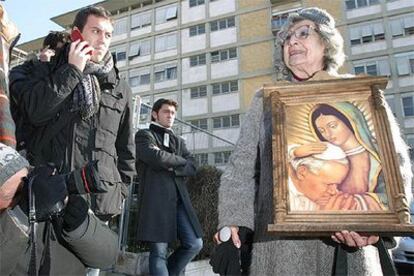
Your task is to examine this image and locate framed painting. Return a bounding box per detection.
[265,73,414,236]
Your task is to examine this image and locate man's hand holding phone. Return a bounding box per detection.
[68,29,94,72]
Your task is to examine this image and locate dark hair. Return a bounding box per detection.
[72,6,112,32]
[311,104,354,141]
[42,31,70,50]
[151,98,178,121]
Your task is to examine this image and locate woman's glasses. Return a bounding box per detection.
[278,25,318,45]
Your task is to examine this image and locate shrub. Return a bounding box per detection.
[187,165,223,260]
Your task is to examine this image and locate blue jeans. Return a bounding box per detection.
[149,203,203,276]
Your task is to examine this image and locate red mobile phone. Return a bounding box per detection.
[70,29,93,55]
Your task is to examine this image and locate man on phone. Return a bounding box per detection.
[9,6,135,221]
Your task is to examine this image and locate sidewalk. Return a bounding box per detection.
[99,260,218,276]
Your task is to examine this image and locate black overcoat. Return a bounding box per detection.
[135,127,203,242]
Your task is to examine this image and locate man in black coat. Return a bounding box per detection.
[135,98,203,275]
[9,6,135,220]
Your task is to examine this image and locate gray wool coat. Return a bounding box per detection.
[218,81,413,275]
[0,206,118,275]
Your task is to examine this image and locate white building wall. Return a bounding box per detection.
[209,0,235,17]
[112,34,127,43]
[131,85,151,94]
[154,49,178,60]
[351,41,387,55]
[392,37,414,49]
[117,60,127,68]
[155,20,177,31]
[404,118,414,128]
[130,26,152,38]
[212,128,240,147]
[211,93,240,113]
[211,59,238,79]
[154,80,178,90]
[182,58,207,84]
[182,132,209,150]
[387,0,414,11]
[210,28,237,48]
[398,76,414,87]
[182,89,208,116]
[181,0,206,24]
[346,5,381,19]
[181,30,206,54]
[129,55,151,65]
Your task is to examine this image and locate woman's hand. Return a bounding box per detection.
[293,143,327,158]
[332,230,379,248]
[214,226,241,248]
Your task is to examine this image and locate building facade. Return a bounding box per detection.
[106,0,275,168]
[16,0,414,167]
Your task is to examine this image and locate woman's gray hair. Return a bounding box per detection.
[275,8,345,78]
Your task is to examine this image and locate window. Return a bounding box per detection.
[189,118,208,131]
[349,23,385,46]
[128,39,151,59]
[390,16,414,38]
[189,54,206,67]
[129,68,151,87]
[395,52,414,76]
[189,24,206,36]
[345,0,378,10]
[366,64,377,76]
[156,4,177,24]
[190,86,207,98]
[189,0,204,7]
[210,17,235,32]
[354,66,365,75]
[194,153,208,166]
[214,151,231,165]
[402,96,414,117]
[154,64,177,82]
[155,32,177,52]
[212,80,238,95]
[353,59,390,76]
[211,48,237,63]
[111,46,127,62]
[131,11,151,30]
[272,12,289,30]
[212,114,239,129]
[113,17,128,36]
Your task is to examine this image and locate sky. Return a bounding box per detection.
[3,0,103,44]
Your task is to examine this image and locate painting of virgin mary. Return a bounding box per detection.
[287,101,388,212]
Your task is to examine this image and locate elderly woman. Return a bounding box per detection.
[215,7,412,275]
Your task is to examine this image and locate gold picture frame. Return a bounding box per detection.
[265,73,414,236]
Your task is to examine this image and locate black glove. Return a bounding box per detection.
[62,195,89,232]
[210,239,241,275]
[210,227,254,276]
[66,161,107,194]
[19,165,67,221]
